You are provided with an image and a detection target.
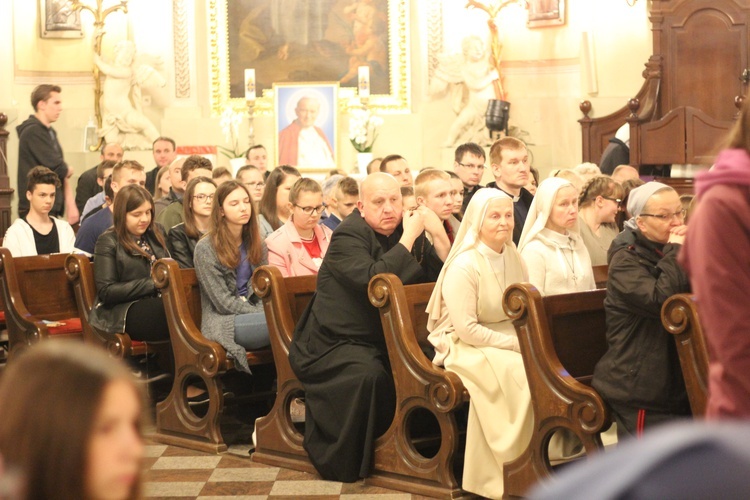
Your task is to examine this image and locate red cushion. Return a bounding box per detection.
[131,340,145,347]
[0,311,5,322]
[47,318,83,336]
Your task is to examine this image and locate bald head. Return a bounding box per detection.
[358,173,403,236]
[611,164,640,184]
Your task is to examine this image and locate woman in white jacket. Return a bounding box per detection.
[518,177,595,295]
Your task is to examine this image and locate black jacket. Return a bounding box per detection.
[89,226,170,333]
[599,137,630,175]
[167,222,198,268]
[16,115,68,217]
[592,226,691,413]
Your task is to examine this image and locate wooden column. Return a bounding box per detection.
[0,113,14,235]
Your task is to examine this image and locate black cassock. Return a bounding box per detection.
[288,209,442,482]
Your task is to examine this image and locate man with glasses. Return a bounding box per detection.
[453,142,486,214]
[593,182,691,441]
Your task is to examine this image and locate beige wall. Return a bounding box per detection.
[0,0,651,218]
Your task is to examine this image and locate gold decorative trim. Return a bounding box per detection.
[208,0,410,116]
[173,0,190,98]
[427,2,443,81]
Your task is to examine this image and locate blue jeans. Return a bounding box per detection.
[234,312,270,351]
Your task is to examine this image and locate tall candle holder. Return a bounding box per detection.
[244,69,257,148]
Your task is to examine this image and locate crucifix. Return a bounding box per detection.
[465,0,529,101]
[70,0,129,151]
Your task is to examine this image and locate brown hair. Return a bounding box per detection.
[236,164,261,179]
[259,165,301,231]
[454,142,486,163]
[0,342,146,500]
[183,176,217,240]
[379,154,405,172]
[245,144,266,160]
[210,181,263,268]
[154,165,170,196]
[289,177,322,205]
[579,175,624,208]
[152,136,176,149]
[489,137,526,165]
[212,166,232,180]
[96,160,117,180]
[30,84,61,111]
[400,186,414,198]
[181,155,213,182]
[26,166,61,192]
[414,169,450,198]
[112,184,167,258]
[337,176,359,198]
[112,160,146,184]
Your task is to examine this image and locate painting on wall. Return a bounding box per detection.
[527,0,565,28]
[274,82,338,172]
[39,0,83,38]
[210,0,410,115]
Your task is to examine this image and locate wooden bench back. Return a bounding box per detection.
[592,264,608,289]
[662,293,708,417]
[542,289,608,385]
[0,248,78,321]
[176,267,202,328]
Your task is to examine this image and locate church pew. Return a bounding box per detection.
[151,258,275,453]
[502,283,611,498]
[65,253,153,358]
[662,293,708,417]
[0,248,83,359]
[367,273,470,499]
[592,264,608,289]
[250,265,318,474]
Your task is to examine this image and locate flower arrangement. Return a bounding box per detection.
[217,106,246,159]
[349,108,383,153]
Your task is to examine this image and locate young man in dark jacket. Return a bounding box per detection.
[593,182,691,440]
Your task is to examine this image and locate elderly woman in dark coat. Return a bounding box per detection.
[593,182,691,440]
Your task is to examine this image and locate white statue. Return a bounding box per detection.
[429,35,499,147]
[94,40,165,150]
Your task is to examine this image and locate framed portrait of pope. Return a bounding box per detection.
[274,82,339,172]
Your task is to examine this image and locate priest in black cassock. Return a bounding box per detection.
[288,172,449,482]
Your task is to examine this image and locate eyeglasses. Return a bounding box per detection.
[245,182,265,189]
[295,204,325,215]
[192,194,215,203]
[457,162,486,171]
[602,196,622,206]
[639,209,686,222]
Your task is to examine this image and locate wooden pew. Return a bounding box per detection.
[0,248,83,359]
[152,258,275,453]
[367,273,469,499]
[64,253,152,358]
[592,264,608,289]
[662,294,709,417]
[250,265,318,474]
[502,283,611,498]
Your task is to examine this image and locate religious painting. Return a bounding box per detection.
[39,0,83,38]
[210,0,410,115]
[274,83,339,173]
[527,0,565,28]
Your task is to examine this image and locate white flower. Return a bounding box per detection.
[348,109,382,153]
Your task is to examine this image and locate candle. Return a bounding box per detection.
[245,69,256,102]
[358,66,370,99]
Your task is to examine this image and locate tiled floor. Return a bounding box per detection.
[142,441,428,499]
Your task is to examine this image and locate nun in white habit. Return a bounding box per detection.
[518,177,596,295]
[426,188,531,498]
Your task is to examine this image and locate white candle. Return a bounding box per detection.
[358,66,370,99]
[245,69,256,102]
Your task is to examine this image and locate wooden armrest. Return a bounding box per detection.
[369,273,466,413]
[153,258,227,376]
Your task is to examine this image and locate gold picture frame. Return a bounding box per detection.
[527,0,565,28]
[208,0,410,116]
